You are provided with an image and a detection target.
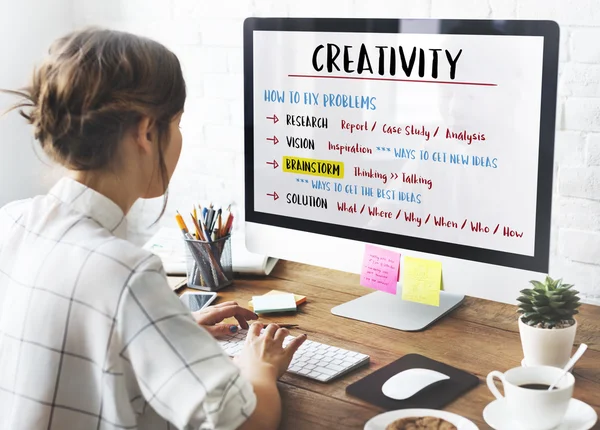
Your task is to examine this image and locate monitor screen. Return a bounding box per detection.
[244,18,558,273]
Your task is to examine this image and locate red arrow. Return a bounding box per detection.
[266,136,279,145]
[266,114,279,124]
[266,159,279,169]
[266,191,279,200]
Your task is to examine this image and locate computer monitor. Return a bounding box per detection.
[243,18,559,331]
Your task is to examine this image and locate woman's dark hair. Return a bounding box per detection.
[2,27,186,217]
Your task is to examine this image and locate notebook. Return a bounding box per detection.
[248,290,306,310]
[346,354,479,410]
[251,293,297,314]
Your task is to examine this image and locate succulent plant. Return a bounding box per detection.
[517,276,581,328]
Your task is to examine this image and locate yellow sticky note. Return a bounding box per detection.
[402,256,442,306]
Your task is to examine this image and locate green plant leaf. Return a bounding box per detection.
[519,288,534,296]
[533,306,551,314]
[530,280,546,290]
[517,296,533,305]
[549,301,566,308]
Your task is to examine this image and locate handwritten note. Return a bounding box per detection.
[402,256,442,306]
[360,244,400,294]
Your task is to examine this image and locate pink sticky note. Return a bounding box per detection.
[360,244,400,294]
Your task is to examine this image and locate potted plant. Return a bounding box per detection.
[517,276,581,368]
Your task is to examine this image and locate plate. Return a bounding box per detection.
[364,408,479,430]
[483,398,597,430]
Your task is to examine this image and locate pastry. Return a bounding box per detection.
[385,416,457,430]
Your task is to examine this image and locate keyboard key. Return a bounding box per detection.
[314,366,337,376]
[325,363,345,372]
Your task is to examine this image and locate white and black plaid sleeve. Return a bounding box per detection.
[115,255,257,430]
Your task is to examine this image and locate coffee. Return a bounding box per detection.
[518,383,555,390]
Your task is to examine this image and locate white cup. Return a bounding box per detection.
[487,365,574,430]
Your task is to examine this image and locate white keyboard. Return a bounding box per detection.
[217,329,370,382]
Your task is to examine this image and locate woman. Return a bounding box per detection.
[0,28,305,430]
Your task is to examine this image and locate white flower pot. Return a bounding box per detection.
[518,317,577,368]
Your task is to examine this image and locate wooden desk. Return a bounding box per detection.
[170,261,600,429]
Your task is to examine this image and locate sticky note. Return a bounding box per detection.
[252,293,297,314]
[402,256,442,306]
[360,244,400,294]
[248,290,306,310]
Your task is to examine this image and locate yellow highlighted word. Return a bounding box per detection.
[282,156,344,179]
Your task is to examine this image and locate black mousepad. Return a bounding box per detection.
[346,353,479,410]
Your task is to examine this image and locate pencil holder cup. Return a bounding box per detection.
[184,235,233,291]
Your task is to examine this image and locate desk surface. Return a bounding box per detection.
[169,260,600,430]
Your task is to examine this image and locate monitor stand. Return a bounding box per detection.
[331,287,465,332]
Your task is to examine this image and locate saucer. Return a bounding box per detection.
[364,408,478,430]
[483,398,597,430]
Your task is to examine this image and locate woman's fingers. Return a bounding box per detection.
[274,328,289,345]
[212,301,238,308]
[247,321,263,340]
[205,305,258,326]
[263,323,280,339]
[204,323,240,338]
[285,334,308,357]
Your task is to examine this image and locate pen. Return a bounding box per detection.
[258,323,298,329]
[215,209,222,235]
[275,324,299,328]
[206,208,215,233]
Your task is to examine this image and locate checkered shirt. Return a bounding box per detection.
[0,177,256,430]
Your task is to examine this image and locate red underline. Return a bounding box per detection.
[288,74,497,87]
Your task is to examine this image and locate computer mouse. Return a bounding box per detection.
[381,368,450,400]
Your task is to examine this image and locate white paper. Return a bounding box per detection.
[143,227,278,275]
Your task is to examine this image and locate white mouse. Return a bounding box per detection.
[382,368,450,400]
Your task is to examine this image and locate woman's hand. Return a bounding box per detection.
[234,322,307,379]
[192,301,258,337]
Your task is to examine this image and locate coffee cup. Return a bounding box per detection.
[486,365,574,430]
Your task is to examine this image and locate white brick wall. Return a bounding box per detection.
[74,0,600,304]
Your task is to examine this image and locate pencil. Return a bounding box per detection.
[216,211,222,238]
[175,211,192,238]
[190,212,204,240]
